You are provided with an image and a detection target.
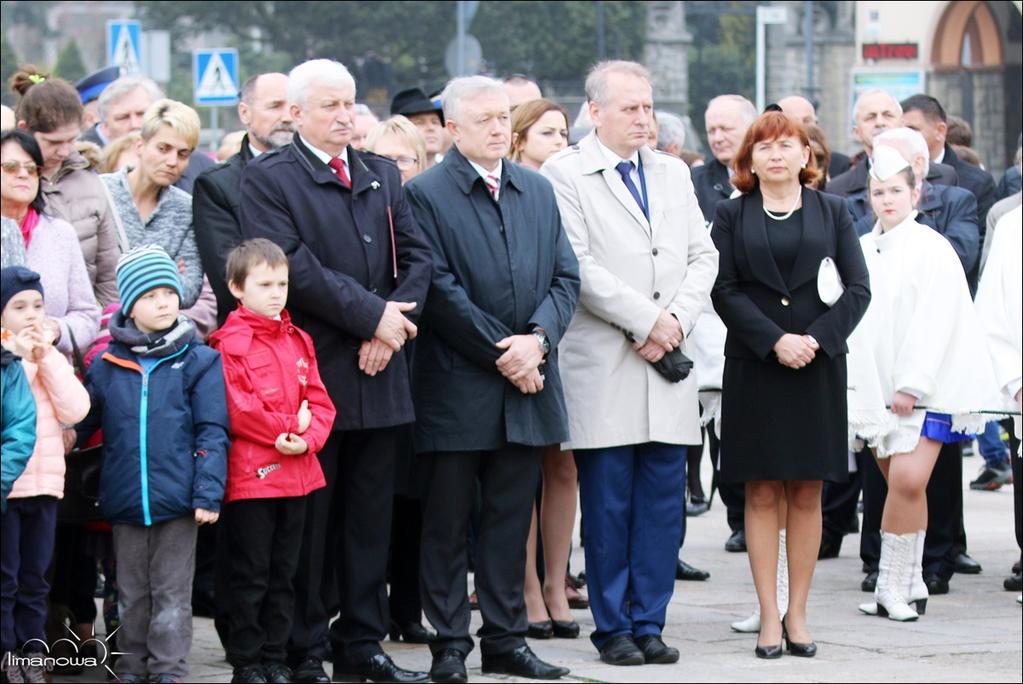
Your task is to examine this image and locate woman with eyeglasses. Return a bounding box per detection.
[362,115,436,645]
[0,129,100,354]
[365,115,428,186]
[10,67,119,307]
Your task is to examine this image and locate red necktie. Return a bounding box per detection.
[328,157,351,189]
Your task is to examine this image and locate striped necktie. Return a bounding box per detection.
[484,173,500,201]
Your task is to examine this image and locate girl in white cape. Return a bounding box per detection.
[974,205,1023,605]
[847,145,1002,621]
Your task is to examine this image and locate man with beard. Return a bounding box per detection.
[193,72,295,328]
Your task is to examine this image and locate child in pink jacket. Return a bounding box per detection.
[0,266,90,680]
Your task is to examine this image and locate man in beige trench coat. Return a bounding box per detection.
[541,60,718,667]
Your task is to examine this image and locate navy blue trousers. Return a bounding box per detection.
[575,443,685,650]
[1,496,58,653]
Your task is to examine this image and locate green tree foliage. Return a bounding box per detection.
[1,32,20,107]
[54,39,87,83]
[473,2,644,88]
[686,1,756,150]
[134,1,644,100]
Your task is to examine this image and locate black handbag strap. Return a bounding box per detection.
[66,327,87,380]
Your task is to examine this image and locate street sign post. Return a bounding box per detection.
[194,48,240,141]
[193,49,240,107]
[107,20,142,73]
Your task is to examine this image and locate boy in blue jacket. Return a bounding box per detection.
[77,246,229,684]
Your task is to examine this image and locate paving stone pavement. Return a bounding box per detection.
[55,455,1021,683]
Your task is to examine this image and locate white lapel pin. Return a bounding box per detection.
[370,181,381,190]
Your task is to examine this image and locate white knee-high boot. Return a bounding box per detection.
[731,529,787,632]
[906,529,928,615]
[859,531,918,621]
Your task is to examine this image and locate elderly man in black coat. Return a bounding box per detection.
[405,76,579,684]
[240,59,432,684]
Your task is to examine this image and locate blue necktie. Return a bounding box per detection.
[615,160,647,219]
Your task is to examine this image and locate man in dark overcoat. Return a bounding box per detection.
[404,76,579,684]
[239,59,432,684]
[193,72,294,327]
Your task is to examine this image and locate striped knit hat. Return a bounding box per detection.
[116,245,183,315]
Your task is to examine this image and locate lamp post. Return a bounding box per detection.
[756,5,788,112]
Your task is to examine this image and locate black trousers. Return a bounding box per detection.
[708,420,744,534]
[822,449,869,540]
[288,428,399,664]
[419,446,542,658]
[1007,418,1021,553]
[861,441,966,580]
[225,497,306,668]
[389,494,424,626]
[328,428,400,660]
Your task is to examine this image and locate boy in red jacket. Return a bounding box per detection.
[209,239,336,684]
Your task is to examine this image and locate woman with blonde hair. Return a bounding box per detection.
[365,115,427,185]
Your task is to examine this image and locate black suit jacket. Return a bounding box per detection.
[240,136,432,431]
[825,156,958,197]
[192,136,256,326]
[78,123,105,147]
[405,146,580,452]
[828,151,852,179]
[691,158,733,224]
[711,187,870,361]
[942,143,996,236]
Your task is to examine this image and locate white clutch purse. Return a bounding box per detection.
[817,257,845,307]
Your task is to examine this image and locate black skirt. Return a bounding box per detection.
[718,353,849,483]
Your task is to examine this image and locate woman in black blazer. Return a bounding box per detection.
[711,112,870,659]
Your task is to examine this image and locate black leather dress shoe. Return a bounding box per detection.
[1004,571,1023,592]
[686,498,710,517]
[231,665,268,684]
[332,653,428,683]
[725,530,747,553]
[676,559,710,581]
[925,575,950,595]
[263,663,292,684]
[429,650,467,684]
[818,534,842,560]
[635,635,679,664]
[388,620,435,644]
[481,644,569,679]
[861,571,878,592]
[552,619,580,639]
[292,657,330,684]
[953,552,982,574]
[527,620,554,639]
[599,635,645,666]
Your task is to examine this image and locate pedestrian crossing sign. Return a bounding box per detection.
[193,49,240,107]
[107,21,142,73]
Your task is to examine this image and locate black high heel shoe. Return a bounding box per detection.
[527,620,554,639]
[754,621,783,659]
[781,617,817,658]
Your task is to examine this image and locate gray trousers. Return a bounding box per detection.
[113,516,197,679]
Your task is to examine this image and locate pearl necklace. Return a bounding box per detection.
[763,192,802,221]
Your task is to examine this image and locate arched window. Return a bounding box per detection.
[932,0,1003,69]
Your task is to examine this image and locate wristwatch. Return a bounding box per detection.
[532,328,551,358]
